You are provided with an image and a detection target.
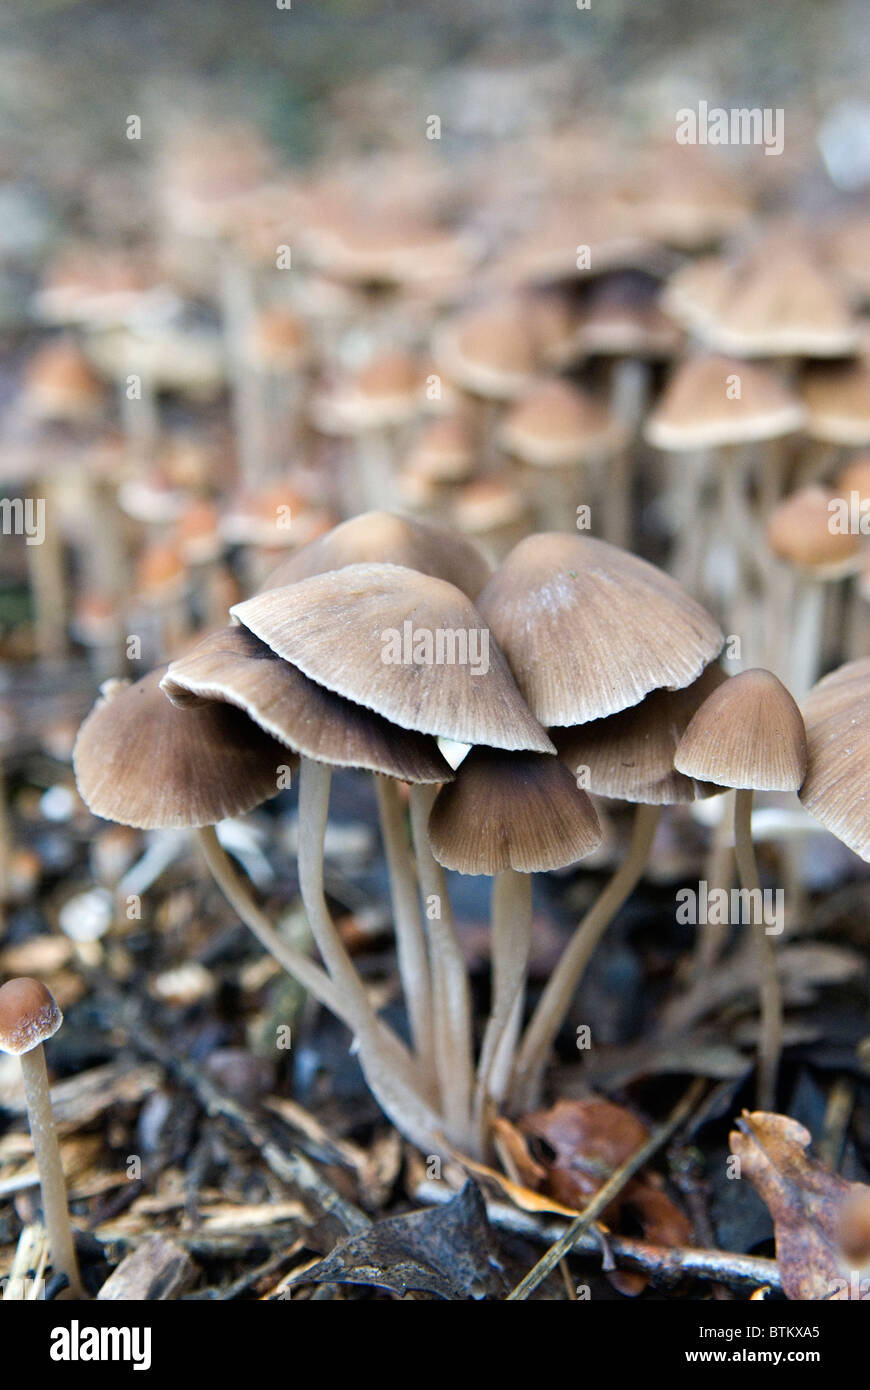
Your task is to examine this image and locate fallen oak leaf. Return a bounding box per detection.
[521,1098,693,1296]
[285,1179,510,1300]
[729,1110,870,1300]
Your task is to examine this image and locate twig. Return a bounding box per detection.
[412,1183,781,1292]
[506,1078,706,1299]
[113,1001,370,1237]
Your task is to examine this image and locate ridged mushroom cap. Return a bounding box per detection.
[232,564,553,753]
[799,659,870,861]
[162,626,452,783]
[260,510,491,599]
[428,748,601,874]
[553,663,727,804]
[476,533,723,727]
[675,668,807,792]
[73,668,290,829]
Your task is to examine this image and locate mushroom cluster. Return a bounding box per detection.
[68,510,806,1159]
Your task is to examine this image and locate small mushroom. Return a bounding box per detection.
[675,668,808,1108]
[0,977,84,1298]
[428,747,601,1150]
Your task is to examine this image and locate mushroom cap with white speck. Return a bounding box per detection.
[0,977,62,1055]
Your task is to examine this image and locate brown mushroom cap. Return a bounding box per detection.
[799,658,870,861]
[552,663,727,804]
[674,668,807,792]
[433,305,539,400]
[0,977,62,1056]
[644,354,805,451]
[428,747,601,874]
[476,532,724,727]
[231,563,553,753]
[664,245,857,358]
[766,485,862,577]
[801,360,870,447]
[260,511,491,599]
[162,626,451,783]
[499,380,625,469]
[73,668,291,829]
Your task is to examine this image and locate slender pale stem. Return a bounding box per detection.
[734,787,781,1111]
[408,783,475,1151]
[195,824,347,1022]
[374,776,436,1084]
[196,822,429,1100]
[297,758,445,1152]
[473,869,532,1153]
[19,1045,83,1299]
[511,803,661,1113]
[691,789,735,979]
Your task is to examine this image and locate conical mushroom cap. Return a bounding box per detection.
[260,511,491,599]
[73,668,290,829]
[428,747,601,874]
[674,668,807,792]
[475,533,723,727]
[799,659,870,860]
[162,626,452,784]
[553,663,727,804]
[232,564,553,753]
[644,354,805,451]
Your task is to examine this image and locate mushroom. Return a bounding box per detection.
[428,747,601,1150]
[259,508,492,599]
[161,624,450,1098]
[674,668,808,1107]
[475,532,724,1106]
[0,977,84,1298]
[231,562,553,1145]
[498,379,627,539]
[799,658,870,862]
[511,664,726,1110]
[73,665,445,1153]
[644,353,805,605]
[766,485,862,695]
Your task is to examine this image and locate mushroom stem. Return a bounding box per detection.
[18,1044,83,1299]
[788,577,826,699]
[196,824,429,1101]
[195,824,348,1023]
[511,803,661,1113]
[734,787,782,1111]
[473,868,532,1153]
[297,758,446,1152]
[408,782,475,1151]
[374,776,436,1084]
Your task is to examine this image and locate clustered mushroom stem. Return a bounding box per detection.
[408,781,475,1151]
[691,788,736,979]
[297,757,445,1149]
[510,803,662,1113]
[374,775,436,1086]
[733,786,782,1111]
[194,824,348,1024]
[196,824,426,1096]
[473,868,532,1154]
[18,1044,84,1299]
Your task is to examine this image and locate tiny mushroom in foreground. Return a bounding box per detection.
[0,977,84,1298]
